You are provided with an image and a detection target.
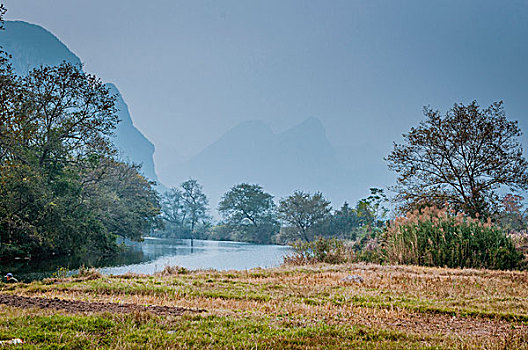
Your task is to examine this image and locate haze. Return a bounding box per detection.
[3,0,528,202]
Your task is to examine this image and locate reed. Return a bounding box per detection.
[383,206,524,269]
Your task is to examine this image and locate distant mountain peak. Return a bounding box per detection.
[2,21,81,75]
[296,116,325,131]
[166,116,349,209]
[280,117,326,137]
[228,120,273,135]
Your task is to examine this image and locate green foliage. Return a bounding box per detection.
[217,183,279,244]
[324,202,359,239]
[278,191,332,242]
[159,187,189,238]
[84,158,162,242]
[320,188,388,241]
[284,237,350,265]
[355,188,389,227]
[351,227,385,264]
[383,207,524,270]
[0,61,161,259]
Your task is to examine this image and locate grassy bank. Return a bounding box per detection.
[0,263,527,349]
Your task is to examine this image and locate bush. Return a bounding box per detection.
[383,207,524,270]
[75,266,102,280]
[283,237,351,265]
[353,237,384,264]
[156,265,189,276]
[0,243,28,259]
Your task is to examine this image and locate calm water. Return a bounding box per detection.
[0,238,292,282]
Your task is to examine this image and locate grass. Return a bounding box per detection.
[0,263,527,348]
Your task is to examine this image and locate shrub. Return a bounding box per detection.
[156,265,189,276]
[75,265,102,280]
[353,237,384,264]
[383,207,524,270]
[283,237,351,265]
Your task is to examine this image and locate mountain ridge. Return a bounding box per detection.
[0,21,162,185]
[167,117,354,209]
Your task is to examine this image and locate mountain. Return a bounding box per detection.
[106,83,158,182]
[168,117,356,209]
[0,21,162,185]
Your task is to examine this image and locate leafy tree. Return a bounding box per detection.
[180,179,209,241]
[0,6,21,165]
[21,63,118,168]
[278,191,331,242]
[328,202,360,239]
[322,189,388,243]
[0,4,8,71]
[0,59,161,258]
[386,101,528,218]
[83,158,162,242]
[218,183,279,243]
[355,188,389,227]
[158,180,209,240]
[0,62,118,256]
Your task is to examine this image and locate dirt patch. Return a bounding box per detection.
[0,294,204,316]
[376,311,528,338]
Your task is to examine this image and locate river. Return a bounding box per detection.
[0,238,293,282]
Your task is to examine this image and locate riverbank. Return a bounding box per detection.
[0,263,526,348]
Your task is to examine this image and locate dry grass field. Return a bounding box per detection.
[0,263,526,349]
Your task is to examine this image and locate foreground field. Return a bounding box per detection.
[0,263,527,349]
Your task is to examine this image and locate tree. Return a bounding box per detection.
[21,63,118,167]
[160,188,188,237]
[0,5,8,71]
[495,193,527,233]
[83,158,162,243]
[386,101,528,218]
[355,188,389,227]
[0,59,161,258]
[321,189,388,241]
[278,191,331,242]
[0,6,21,165]
[0,63,118,256]
[326,202,359,239]
[180,179,209,241]
[218,183,279,243]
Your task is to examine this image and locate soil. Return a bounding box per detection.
[0,294,204,316]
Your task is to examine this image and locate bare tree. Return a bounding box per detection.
[181,179,209,242]
[386,101,528,217]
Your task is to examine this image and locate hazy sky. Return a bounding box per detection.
[3,0,528,189]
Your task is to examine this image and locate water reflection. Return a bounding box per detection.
[100,238,291,275]
[0,238,291,282]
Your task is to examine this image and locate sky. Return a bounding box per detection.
[3,0,528,196]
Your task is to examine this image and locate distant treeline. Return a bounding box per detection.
[156,180,387,245]
[156,179,528,270]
